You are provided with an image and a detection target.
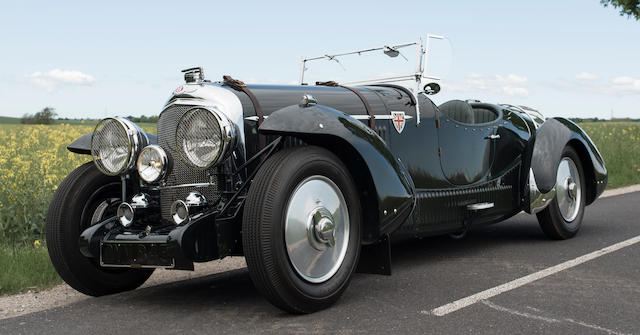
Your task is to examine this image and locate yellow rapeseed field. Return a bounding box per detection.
[0,123,154,246]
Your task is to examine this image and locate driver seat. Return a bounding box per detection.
[438,100,475,124]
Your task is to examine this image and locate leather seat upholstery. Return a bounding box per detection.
[473,108,499,124]
[438,100,474,124]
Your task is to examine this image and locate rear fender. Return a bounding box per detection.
[259,104,416,244]
[528,117,607,211]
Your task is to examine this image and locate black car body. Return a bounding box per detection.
[49,65,607,313]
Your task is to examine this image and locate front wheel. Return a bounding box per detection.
[46,162,153,296]
[243,146,361,313]
[537,146,586,240]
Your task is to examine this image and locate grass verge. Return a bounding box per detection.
[578,122,640,189]
[0,246,61,296]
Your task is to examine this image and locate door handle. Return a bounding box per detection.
[485,134,500,140]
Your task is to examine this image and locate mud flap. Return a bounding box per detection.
[356,234,391,275]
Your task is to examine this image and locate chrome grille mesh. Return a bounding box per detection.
[157,105,221,221]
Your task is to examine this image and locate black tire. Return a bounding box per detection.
[243,146,361,313]
[536,146,586,240]
[46,162,153,296]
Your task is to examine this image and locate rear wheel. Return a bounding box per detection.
[243,146,361,313]
[46,162,153,296]
[537,146,586,240]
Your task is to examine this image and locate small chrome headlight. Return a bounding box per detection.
[171,200,189,225]
[91,117,147,175]
[175,107,233,169]
[117,202,134,227]
[136,145,167,183]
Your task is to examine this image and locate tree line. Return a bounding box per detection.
[21,107,57,124]
[21,107,159,124]
[569,117,640,123]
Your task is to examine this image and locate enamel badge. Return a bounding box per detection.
[391,111,405,134]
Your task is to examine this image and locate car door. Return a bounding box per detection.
[436,107,497,185]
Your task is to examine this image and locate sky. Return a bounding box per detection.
[0,0,639,120]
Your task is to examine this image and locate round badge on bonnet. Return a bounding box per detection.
[173,85,198,95]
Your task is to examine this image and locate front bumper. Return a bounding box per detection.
[79,209,240,270]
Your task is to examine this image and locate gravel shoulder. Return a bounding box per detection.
[0,257,246,320]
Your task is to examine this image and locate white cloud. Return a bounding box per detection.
[450,73,529,97]
[576,72,598,80]
[25,69,96,92]
[502,86,529,96]
[611,76,640,93]
[556,74,640,96]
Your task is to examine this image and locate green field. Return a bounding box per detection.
[0,120,638,295]
[0,116,21,124]
[0,116,155,127]
[578,122,640,189]
[0,115,90,124]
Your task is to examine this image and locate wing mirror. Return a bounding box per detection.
[423,82,441,95]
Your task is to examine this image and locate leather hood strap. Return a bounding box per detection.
[316,81,376,129]
[223,75,264,126]
[223,75,265,150]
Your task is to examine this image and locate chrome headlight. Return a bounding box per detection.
[136,145,168,183]
[175,107,233,169]
[91,117,147,175]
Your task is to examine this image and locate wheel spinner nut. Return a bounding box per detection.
[566,177,577,200]
[315,217,336,247]
[307,207,336,250]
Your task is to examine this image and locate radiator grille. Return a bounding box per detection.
[157,105,222,222]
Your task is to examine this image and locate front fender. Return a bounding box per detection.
[259,104,416,243]
[67,132,158,155]
[530,117,607,205]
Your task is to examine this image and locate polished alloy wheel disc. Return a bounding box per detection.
[555,157,582,222]
[90,198,120,225]
[284,175,349,283]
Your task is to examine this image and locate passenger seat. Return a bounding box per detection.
[473,108,499,123]
[438,100,475,124]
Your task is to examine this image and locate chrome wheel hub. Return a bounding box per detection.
[556,157,582,222]
[566,177,577,200]
[308,207,336,250]
[285,176,349,283]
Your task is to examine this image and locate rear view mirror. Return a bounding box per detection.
[423,82,441,95]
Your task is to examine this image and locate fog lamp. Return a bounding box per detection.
[117,203,134,227]
[171,200,189,225]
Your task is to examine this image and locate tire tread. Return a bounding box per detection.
[46,162,152,296]
[536,146,586,240]
[243,146,360,313]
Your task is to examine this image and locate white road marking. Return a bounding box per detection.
[482,300,631,335]
[482,300,560,324]
[424,235,640,316]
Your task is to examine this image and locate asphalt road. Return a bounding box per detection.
[2,192,639,335]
